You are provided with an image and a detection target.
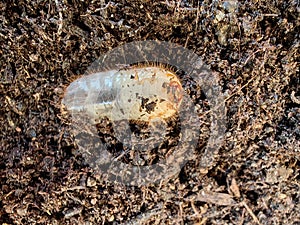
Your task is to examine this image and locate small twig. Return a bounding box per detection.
[195,1,200,32]
[241,200,261,225]
[63,207,83,219]
[225,72,260,102]
[262,14,279,17]
[291,91,300,104]
[120,203,163,225]
[243,50,261,66]
[66,186,86,191]
[54,0,63,36]
[82,1,112,16]
[94,1,111,12]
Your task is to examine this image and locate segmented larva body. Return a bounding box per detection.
[63,66,183,123]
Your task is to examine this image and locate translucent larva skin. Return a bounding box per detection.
[63,66,183,123]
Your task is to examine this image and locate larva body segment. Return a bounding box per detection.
[63,66,183,123]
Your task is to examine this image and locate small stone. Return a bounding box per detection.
[16,207,27,216]
[87,177,97,187]
[91,198,97,205]
[108,215,115,222]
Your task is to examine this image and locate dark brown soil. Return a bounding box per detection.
[0,0,299,224]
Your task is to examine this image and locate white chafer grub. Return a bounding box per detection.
[62,66,183,123]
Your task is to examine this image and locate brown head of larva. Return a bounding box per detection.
[167,80,184,108]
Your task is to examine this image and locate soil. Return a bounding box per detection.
[0,0,299,224]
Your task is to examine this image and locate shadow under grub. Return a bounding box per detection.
[95,115,181,167]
